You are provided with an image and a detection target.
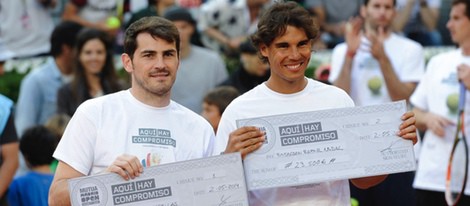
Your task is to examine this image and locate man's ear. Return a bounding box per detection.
[122,53,133,73]
[259,44,268,59]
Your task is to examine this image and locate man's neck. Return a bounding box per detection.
[129,87,171,108]
[461,41,470,56]
[265,77,308,94]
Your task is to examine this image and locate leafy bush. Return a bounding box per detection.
[0,70,26,102]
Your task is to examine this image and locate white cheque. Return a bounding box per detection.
[237,100,416,191]
[68,153,249,206]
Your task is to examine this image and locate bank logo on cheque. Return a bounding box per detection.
[243,119,276,154]
[71,178,108,206]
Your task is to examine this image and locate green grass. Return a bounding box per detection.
[0,70,26,102]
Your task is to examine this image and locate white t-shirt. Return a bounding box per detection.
[214,79,354,205]
[54,90,215,175]
[0,0,54,58]
[329,34,425,107]
[76,0,117,23]
[411,49,470,194]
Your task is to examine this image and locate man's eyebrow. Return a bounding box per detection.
[163,49,177,54]
[274,42,289,47]
[140,50,157,55]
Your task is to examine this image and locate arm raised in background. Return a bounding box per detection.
[333,17,363,93]
[62,1,118,36]
[367,27,419,101]
[418,0,440,31]
[393,0,416,32]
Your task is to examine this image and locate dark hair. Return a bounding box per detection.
[20,126,58,167]
[50,21,83,57]
[364,0,396,6]
[251,1,318,63]
[124,16,180,59]
[203,86,240,114]
[452,0,470,19]
[163,6,196,25]
[71,28,121,106]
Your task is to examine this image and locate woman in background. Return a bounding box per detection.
[57,28,122,117]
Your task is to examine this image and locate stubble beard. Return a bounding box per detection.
[134,74,173,97]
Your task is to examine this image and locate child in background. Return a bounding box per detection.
[201,86,240,133]
[7,126,58,206]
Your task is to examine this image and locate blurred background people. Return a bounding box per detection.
[0,42,14,75]
[411,0,470,205]
[62,0,121,37]
[393,0,443,46]
[15,21,83,137]
[57,28,123,117]
[164,7,228,113]
[0,83,19,206]
[201,86,240,133]
[126,0,176,28]
[305,0,362,49]
[7,126,58,206]
[219,39,269,94]
[197,0,271,57]
[328,0,425,205]
[201,86,239,133]
[0,0,56,58]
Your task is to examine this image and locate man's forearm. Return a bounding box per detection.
[333,53,354,93]
[49,179,72,206]
[0,143,19,197]
[419,7,439,30]
[0,158,18,197]
[392,0,415,32]
[378,56,416,101]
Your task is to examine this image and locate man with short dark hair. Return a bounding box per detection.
[49,16,215,206]
[411,0,470,205]
[15,21,83,136]
[164,6,228,114]
[329,0,424,205]
[219,40,270,94]
[214,1,418,205]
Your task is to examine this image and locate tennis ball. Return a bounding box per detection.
[106,16,121,29]
[447,93,459,114]
[351,198,359,206]
[367,76,382,95]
